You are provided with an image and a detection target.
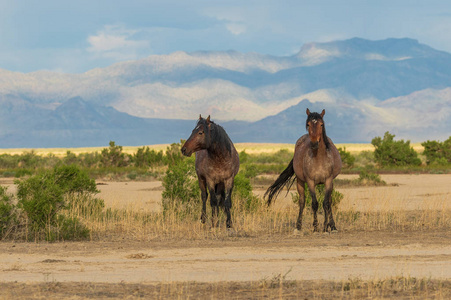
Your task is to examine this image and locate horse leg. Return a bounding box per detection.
[198,177,208,224]
[324,179,337,232]
[306,180,319,232]
[295,179,306,230]
[223,179,234,228]
[209,186,219,227]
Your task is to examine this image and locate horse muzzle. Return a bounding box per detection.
[181,146,192,157]
[311,141,319,150]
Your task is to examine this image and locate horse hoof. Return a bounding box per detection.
[293,229,301,236]
[331,229,338,234]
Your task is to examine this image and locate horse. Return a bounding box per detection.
[181,115,240,228]
[265,108,342,232]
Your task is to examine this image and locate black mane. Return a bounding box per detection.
[305,112,330,149]
[197,118,233,154]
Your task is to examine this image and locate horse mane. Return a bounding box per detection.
[197,118,232,154]
[305,112,330,149]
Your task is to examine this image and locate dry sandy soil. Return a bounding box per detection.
[0,174,450,298]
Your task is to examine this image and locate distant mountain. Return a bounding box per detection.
[0,37,450,147]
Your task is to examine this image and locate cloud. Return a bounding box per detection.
[87,25,150,60]
[225,22,246,35]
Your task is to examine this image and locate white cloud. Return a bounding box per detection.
[225,22,246,35]
[87,25,150,60]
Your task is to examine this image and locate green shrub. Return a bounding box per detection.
[422,136,451,165]
[101,141,129,167]
[233,172,260,212]
[14,169,33,178]
[0,186,17,239]
[338,147,355,168]
[133,147,165,167]
[371,132,421,166]
[353,150,376,168]
[164,142,185,165]
[292,184,343,210]
[161,156,200,217]
[355,170,386,186]
[15,165,99,241]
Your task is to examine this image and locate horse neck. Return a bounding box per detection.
[207,140,231,159]
[205,125,232,159]
[311,137,329,157]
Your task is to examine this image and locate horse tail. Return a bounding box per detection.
[264,159,296,206]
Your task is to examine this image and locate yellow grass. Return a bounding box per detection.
[0,142,424,157]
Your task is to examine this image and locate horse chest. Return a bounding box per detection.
[303,151,334,184]
[197,155,236,183]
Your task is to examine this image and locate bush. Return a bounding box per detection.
[161,156,200,217]
[338,147,355,168]
[101,141,129,167]
[15,165,99,241]
[164,142,185,165]
[233,172,260,212]
[133,146,164,167]
[0,186,17,239]
[355,170,386,186]
[292,184,343,210]
[371,132,421,166]
[422,136,451,165]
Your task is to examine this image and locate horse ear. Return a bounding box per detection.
[320,109,325,118]
[199,114,202,120]
[206,115,211,123]
[306,108,311,116]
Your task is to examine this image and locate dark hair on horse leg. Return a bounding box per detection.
[264,159,296,205]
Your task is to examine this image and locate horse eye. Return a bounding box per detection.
[198,131,203,135]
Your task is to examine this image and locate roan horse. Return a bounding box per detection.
[181,115,240,228]
[265,109,342,232]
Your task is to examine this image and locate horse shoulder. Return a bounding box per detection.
[326,137,342,177]
[195,150,209,177]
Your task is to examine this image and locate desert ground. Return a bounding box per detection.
[0,172,450,298]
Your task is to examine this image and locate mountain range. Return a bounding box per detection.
[0,37,450,148]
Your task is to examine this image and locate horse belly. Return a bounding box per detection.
[304,156,335,185]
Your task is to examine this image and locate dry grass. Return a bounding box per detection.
[0,277,448,299]
[69,191,451,242]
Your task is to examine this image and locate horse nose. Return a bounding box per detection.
[181,147,187,155]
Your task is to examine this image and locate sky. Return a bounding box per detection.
[1,0,451,73]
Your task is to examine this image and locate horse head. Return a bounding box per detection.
[181,115,211,157]
[306,108,326,150]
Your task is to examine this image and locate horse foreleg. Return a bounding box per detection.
[324,180,337,232]
[296,179,306,230]
[307,180,319,232]
[199,177,208,224]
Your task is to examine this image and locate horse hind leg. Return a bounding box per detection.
[209,186,219,227]
[323,180,337,232]
[223,180,234,229]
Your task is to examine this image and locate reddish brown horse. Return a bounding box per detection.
[265,109,342,232]
[181,115,239,228]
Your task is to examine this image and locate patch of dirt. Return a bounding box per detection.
[0,174,450,298]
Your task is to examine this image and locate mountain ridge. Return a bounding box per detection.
[0,37,450,147]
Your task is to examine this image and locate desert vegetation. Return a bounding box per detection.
[0,132,449,242]
[0,133,450,298]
